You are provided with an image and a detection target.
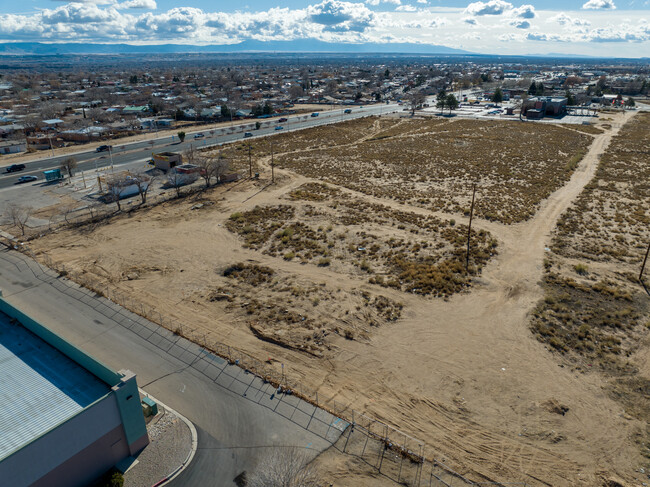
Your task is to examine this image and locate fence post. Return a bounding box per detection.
[343,423,353,452]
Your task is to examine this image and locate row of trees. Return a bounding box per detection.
[436,91,459,114]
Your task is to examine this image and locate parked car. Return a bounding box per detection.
[16,175,38,184]
[275,126,284,131]
[244,132,253,138]
[194,133,205,139]
[278,118,288,122]
[96,145,112,152]
[311,112,319,117]
[5,164,25,173]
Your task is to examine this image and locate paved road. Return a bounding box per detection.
[0,103,400,189]
[0,248,347,486]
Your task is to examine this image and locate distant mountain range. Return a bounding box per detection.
[0,40,471,55]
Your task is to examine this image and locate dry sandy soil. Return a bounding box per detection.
[26,111,649,486]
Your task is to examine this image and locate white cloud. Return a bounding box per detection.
[550,13,591,26]
[0,0,648,57]
[118,0,156,9]
[511,4,535,19]
[416,0,428,3]
[510,19,530,28]
[464,0,512,16]
[499,33,518,41]
[527,22,649,42]
[402,16,447,28]
[41,3,121,24]
[365,0,401,5]
[395,5,417,11]
[307,0,375,31]
[582,0,616,9]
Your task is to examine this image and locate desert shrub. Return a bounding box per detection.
[574,263,589,275]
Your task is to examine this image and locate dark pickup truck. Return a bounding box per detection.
[5,164,25,173]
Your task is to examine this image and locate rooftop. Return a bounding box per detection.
[0,313,110,461]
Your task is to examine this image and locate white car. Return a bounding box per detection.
[16,175,38,184]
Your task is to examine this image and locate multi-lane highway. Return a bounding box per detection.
[0,103,400,190]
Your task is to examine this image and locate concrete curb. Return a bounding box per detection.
[139,389,198,487]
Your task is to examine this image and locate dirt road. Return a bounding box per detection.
[29,111,643,486]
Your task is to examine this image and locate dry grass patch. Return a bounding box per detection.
[272,118,592,224]
[553,113,650,264]
[198,262,403,356]
[226,185,497,298]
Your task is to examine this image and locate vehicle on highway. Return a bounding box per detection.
[44,168,64,183]
[96,145,112,152]
[16,175,38,184]
[344,109,352,114]
[194,133,205,139]
[244,132,253,138]
[278,118,288,122]
[275,126,283,131]
[311,112,319,117]
[5,164,25,173]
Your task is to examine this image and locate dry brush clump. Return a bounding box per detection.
[565,124,604,135]
[273,118,592,224]
[197,262,403,355]
[531,270,646,362]
[226,185,497,298]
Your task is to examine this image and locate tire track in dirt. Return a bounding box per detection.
[309,111,639,485]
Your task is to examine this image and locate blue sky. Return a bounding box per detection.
[1,0,649,56]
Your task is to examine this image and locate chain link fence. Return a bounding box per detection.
[1,233,527,487]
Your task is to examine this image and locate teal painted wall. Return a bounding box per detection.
[112,372,148,452]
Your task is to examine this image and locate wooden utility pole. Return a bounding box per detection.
[466,183,477,273]
[248,143,252,178]
[271,141,275,183]
[640,240,650,282]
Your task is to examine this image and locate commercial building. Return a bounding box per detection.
[153,151,182,171]
[522,96,568,119]
[0,297,148,487]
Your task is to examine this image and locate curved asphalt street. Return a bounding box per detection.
[0,103,400,189]
[0,250,348,486]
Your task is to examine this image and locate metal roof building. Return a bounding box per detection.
[0,298,148,487]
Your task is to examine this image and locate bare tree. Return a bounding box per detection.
[166,169,185,198]
[60,156,77,178]
[133,169,160,204]
[246,448,320,487]
[106,173,135,211]
[408,91,426,115]
[6,204,33,236]
[61,202,78,225]
[184,144,197,165]
[196,154,228,188]
[41,101,63,120]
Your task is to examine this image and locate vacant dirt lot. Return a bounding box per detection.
[244,117,593,224]
[27,111,649,486]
